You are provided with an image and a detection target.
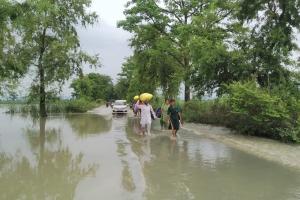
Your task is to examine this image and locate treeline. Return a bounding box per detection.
[115,0,300,142]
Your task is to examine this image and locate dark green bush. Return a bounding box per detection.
[227,81,300,142]
[65,98,98,113]
[183,99,231,125]
[183,81,300,143]
[95,99,104,104]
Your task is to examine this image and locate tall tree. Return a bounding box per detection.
[118,0,238,100]
[189,1,250,96]
[118,0,212,101]
[14,0,99,117]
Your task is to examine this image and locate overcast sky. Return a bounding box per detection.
[78,0,132,81]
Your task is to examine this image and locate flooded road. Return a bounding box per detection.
[0,111,300,200]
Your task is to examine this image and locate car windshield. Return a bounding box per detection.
[114,101,126,106]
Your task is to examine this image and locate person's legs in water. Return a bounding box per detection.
[174,129,178,137]
[140,123,146,135]
[170,118,179,137]
[146,122,152,135]
[160,115,164,130]
[169,120,176,137]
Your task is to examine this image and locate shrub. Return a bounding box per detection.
[95,99,104,104]
[227,81,300,142]
[182,81,300,143]
[183,99,231,125]
[4,98,102,115]
[65,98,98,113]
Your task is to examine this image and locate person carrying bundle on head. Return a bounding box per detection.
[133,95,139,116]
[136,93,156,135]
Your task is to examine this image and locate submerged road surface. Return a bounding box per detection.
[0,108,300,200]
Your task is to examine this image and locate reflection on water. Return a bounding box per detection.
[24,118,61,153]
[0,117,97,200]
[66,114,112,136]
[0,111,300,200]
[125,118,300,200]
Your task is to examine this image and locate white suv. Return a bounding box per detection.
[112,100,128,114]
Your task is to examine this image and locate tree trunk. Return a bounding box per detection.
[184,80,191,101]
[183,53,191,101]
[38,28,47,117]
[39,66,47,117]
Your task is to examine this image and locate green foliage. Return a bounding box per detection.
[114,78,130,100]
[71,73,114,101]
[64,98,98,113]
[190,11,250,95]
[119,0,300,99]
[183,99,231,125]
[115,56,158,102]
[0,1,26,94]
[237,0,300,88]
[5,98,101,115]
[183,81,300,143]
[227,81,300,143]
[10,0,99,116]
[118,0,221,100]
[227,82,294,140]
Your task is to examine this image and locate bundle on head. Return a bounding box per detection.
[140,93,153,102]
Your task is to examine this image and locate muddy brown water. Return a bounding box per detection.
[0,109,299,200]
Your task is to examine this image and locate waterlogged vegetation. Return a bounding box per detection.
[3,99,102,115]
[183,81,300,143]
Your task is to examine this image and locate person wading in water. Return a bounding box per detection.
[136,100,156,136]
[160,99,170,130]
[167,99,183,138]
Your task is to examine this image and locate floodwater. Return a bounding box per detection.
[0,109,300,200]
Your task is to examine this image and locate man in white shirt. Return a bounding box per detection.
[136,100,156,135]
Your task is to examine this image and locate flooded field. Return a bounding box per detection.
[0,110,300,200]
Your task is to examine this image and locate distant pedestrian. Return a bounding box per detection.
[167,99,183,138]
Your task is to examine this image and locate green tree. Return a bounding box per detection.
[13,0,99,117]
[117,56,158,101]
[71,73,114,101]
[118,0,240,100]
[114,78,130,100]
[0,1,26,95]
[189,2,250,96]
[118,0,214,101]
[237,0,300,88]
